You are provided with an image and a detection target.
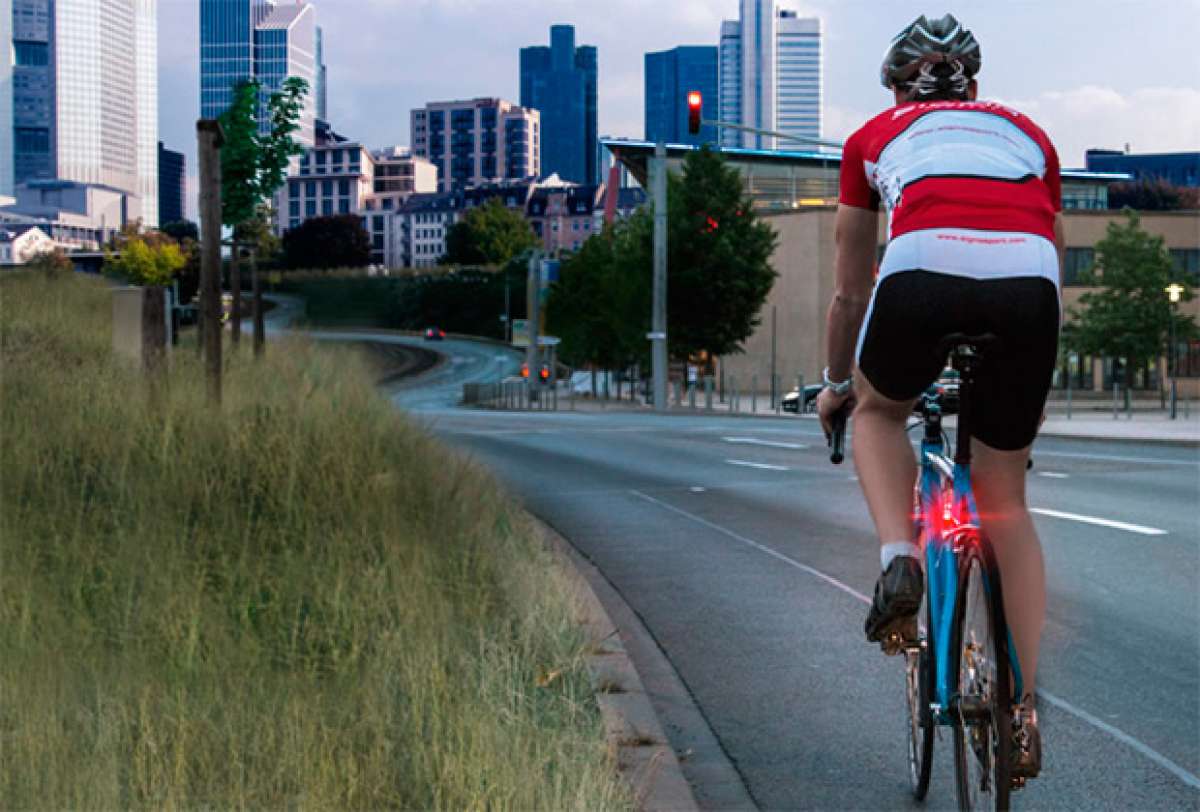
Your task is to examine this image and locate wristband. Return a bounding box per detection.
[823,366,853,396]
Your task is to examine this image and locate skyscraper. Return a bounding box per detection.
[718,1,822,150]
[9,0,159,225]
[0,4,12,197]
[158,142,186,225]
[200,0,324,146]
[520,25,597,185]
[644,46,718,146]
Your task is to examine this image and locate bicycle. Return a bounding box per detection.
[829,333,1025,811]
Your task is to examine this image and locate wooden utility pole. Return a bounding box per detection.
[252,248,265,357]
[197,119,224,403]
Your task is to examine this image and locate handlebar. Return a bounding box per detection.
[828,406,849,464]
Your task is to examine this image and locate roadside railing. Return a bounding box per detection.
[462,381,567,411]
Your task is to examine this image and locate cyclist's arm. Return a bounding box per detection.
[824,204,879,382]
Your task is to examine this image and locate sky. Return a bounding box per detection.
[159,0,1200,219]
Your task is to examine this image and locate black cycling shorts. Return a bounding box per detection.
[856,270,1060,451]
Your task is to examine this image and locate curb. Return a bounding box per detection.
[534,518,700,812]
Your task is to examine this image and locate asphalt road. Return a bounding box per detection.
[339,328,1200,810]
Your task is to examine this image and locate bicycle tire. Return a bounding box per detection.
[905,594,935,799]
[951,541,1013,811]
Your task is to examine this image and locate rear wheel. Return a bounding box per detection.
[952,544,1012,811]
[905,595,935,799]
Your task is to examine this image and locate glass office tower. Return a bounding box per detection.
[519,24,597,185]
[645,46,718,146]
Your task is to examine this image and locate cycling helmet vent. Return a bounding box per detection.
[880,14,981,99]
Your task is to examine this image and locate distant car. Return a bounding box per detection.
[424,327,445,341]
[782,384,824,414]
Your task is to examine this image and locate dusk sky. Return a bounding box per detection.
[159,0,1200,217]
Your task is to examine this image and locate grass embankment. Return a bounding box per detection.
[0,272,628,809]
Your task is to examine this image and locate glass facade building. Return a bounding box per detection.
[158,141,185,225]
[0,3,12,196]
[200,0,323,146]
[1085,150,1200,188]
[519,24,597,185]
[718,1,823,150]
[9,0,158,224]
[644,46,717,146]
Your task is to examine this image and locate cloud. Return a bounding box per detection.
[1001,86,1200,167]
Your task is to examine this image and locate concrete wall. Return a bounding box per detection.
[718,208,1200,397]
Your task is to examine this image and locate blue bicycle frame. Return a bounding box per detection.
[916,399,1024,723]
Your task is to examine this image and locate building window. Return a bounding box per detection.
[14,127,50,154]
[1170,249,1200,284]
[338,179,350,196]
[1063,247,1095,286]
[306,200,316,216]
[322,200,333,216]
[13,41,49,66]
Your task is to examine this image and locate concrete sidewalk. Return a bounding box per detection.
[543,389,1200,445]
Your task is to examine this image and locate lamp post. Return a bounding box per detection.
[1166,283,1185,420]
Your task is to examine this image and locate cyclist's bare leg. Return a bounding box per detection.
[851,370,919,545]
[969,439,1044,698]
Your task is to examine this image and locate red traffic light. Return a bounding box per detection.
[687,91,702,135]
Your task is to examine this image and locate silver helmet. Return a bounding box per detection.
[880,14,981,99]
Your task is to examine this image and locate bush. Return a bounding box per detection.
[282,215,371,270]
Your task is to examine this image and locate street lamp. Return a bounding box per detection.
[1166,282,1185,420]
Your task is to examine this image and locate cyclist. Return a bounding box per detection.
[815,13,1062,780]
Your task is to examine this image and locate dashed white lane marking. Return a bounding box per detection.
[1034,450,1198,467]
[1037,471,1070,479]
[1030,507,1167,536]
[726,459,789,471]
[690,486,707,493]
[629,488,1200,792]
[722,437,809,450]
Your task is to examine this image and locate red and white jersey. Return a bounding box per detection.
[839,100,1062,286]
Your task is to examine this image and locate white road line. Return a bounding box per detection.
[1037,471,1069,479]
[722,437,809,450]
[629,490,870,605]
[1030,507,1167,536]
[1038,691,1200,790]
[726,459,790,471]
[690,486,707,493]
[1034,450,1198,467]
[629,488,1200,792]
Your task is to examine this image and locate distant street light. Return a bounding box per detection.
[1165,283,1185,420]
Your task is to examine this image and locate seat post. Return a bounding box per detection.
[953,347,979,466]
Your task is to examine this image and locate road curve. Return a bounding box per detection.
[274,313,1200,811]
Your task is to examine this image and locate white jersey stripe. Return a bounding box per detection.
[871,110,1047,208]
[880,228,1060,286]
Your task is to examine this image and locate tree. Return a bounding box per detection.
[1068,210,1197,389]
[160,220,199,243]
[218,77,308,348]
[26,248,73,278]
[104,237,187,287]
[664,145,779,361]
[282,215,371,270]
[1108,179,1200,212]
[443,199,538,266]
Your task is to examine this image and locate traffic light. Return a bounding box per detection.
[687,91,702,135]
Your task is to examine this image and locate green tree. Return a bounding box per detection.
[665,145,778,360]
[1068,210,1197,388]
[160,220,199,243]
[282,214,371,269]
[217,77,308,346]
[104,237,187,287]
[443,199,538,266]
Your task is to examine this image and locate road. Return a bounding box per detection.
[311,324,1200,810]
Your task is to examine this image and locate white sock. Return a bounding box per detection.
[881,541,921,571]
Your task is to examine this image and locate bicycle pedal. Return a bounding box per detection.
[1011,776,1027,791]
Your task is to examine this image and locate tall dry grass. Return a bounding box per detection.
[0,272,628,809]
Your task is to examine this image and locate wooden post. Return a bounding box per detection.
[141,285,167,375]
[230,239,242,346]
[197,119,224,403]
[251,249,265,357]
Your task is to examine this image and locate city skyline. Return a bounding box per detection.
[159,0,1200,218]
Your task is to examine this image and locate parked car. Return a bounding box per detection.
[782,384,824,414]
[424,326,445,341]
